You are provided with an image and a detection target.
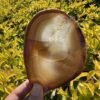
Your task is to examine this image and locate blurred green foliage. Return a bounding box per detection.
[0,0,100,100]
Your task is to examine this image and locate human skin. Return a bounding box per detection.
[5,79,43,100]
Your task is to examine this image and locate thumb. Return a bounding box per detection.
[28,83,43,100]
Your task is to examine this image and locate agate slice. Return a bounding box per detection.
[24,9,86,91]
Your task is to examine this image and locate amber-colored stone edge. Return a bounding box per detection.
[24,9,86,91]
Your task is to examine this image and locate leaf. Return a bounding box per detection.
[85,83,95,96]
[57,88,66,96]
[95,81,100,89]
[70,81,78,100]
[87,70,95,80]
[74,72,88,81]
[93,60,100,71]
[95,71,100,77]
[4,86,14,94]
[78,82,87,96]
[0,86,4,92]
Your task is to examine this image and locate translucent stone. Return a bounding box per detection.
[24,9,86,91]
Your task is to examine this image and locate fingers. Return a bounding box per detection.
[28,83,43,100]
[5,80,44,100]
[5,79,33,100]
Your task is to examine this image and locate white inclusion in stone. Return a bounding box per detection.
[36,16,54,42]
[35,14,74,53]
[48,17,72,53]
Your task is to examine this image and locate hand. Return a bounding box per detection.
[5,79,43,100]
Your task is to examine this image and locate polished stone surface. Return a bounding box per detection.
[24,9,86,91]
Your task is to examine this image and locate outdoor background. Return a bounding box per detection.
[0,0,100,100]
